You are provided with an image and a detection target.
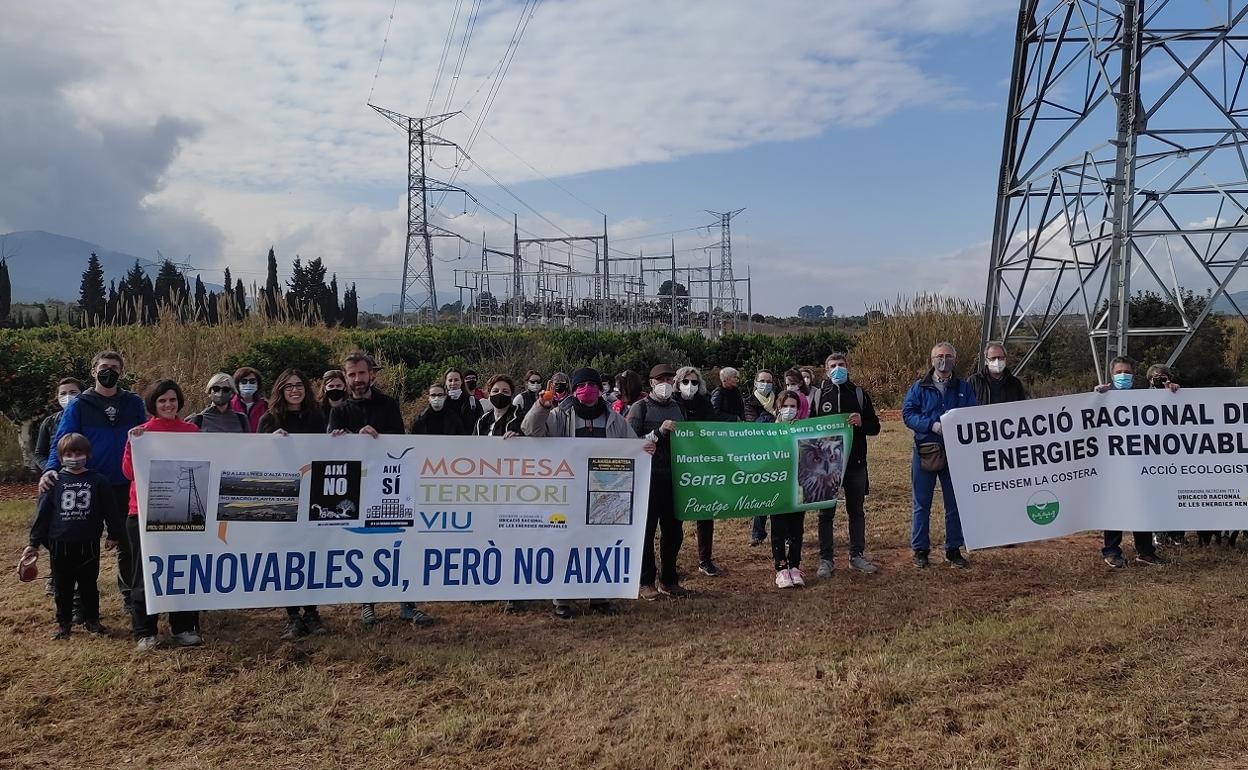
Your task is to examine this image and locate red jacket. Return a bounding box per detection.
[121,417,200,515]
[230,394,267,433]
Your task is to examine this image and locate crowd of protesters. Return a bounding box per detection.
[18,340,1194,649]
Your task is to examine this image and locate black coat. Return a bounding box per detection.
[967,367,1028,405]
[811,381,880,468]
[710,386,745,420]
[410,406,466,436]
[257,408,327,435]
[327,388,405,435]
[474,405,525,437]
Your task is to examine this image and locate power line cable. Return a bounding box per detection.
[424,0,465,118]
[366,0,400,105]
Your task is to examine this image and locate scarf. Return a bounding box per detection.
[754,389,776,415]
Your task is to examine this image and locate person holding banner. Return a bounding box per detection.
[771,391,809,588]
[902,342,976,569]
[522,366,649,618]
[330,352,433,627]
[745,369,779,546]
[628,363,690,599]
[810,351,880,576]
[676,365,737,579]
[1093,356,1175,568]
[189,373,250,433]
[258,369,331,640]
[444,368,483,428]
[122,379,202,650]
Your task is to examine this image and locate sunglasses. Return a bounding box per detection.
[680,379,699,386]
[209,386,232,394]
[528,380,541,385]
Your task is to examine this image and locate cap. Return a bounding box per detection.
[569,367,601,389]
[207,372,236,393]
[649,364,676,379]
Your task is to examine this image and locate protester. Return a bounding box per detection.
[601,373,617,404]
[710,367,745,421]
[770,392,807,588]
[548,372,571,406]
[967,342,1028,405]
[746,369,779,545]
[902,342,977,569]
[676,365,735,578]
[612,370,646,417]
[1093,356,1175,567]
[318,369,348,414]
[522,366,651,618]
[410,381,466,435]
[513,369,544,413]
[1144,364,1190,547]
[42,351,145,611]
[627,364,689,599]
[810,351,880,576]
[444,368,483,427]
[25,433,119,638]
[330,352,431,627]
[122,380,203,650]
[230,366,267,432]
[189,373,250,432]
[800,368,816,391]
[782,368,812,418]
[34,378,85,472]
[474,375,524,436]
[464,370,486,402]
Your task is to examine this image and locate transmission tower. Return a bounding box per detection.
[371,105,469,325]
[982,2,1248,379]
[707,209,745,332]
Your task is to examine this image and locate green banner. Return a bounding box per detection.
[671,415,854,521]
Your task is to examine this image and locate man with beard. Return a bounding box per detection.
[522,366,653,618]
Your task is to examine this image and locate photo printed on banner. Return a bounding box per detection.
[586,457,635,525]
[217,471,301,522]
[796,434,845,505]
[146,459,210,532]
[308,460,361,525]
[364,462,414,527]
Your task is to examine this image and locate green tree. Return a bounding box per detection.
[79,252,106,326]
[153,259,186,314]
[233,278,248,321]
[342,283,359,327]
[264,246,281,320]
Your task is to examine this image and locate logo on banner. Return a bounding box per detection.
[417,510,473,532]
[1026,490,1060,525]
[308,461,361,524]
[365,464,414,527]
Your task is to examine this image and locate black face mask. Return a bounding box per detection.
[465,379,478,390]
[326,389,347,403]
[1151,378,1169,389]
[490,393,512,409]
[96,368,120,389]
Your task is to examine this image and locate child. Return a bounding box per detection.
[24,433,119,638]
[770,392,806,589]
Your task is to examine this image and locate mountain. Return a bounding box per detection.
[1211,291,1248,315]
[0,231,221,303]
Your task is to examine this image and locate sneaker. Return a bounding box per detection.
[71,610,85,626]
[173,630,203,647]
[945,549,970,569]
[360,603,379,626]
[698,560,721,577]
[789,568,806,587]
[502,600,526,613]
[52,624,71,639]
[775,569,795,589]
[638,585,661,601]
[1136,552,1168,565]
[553,604,574,620]
[407,609,435,627]
[135,635,159,651]
[588,601,619,616]
[281,617,309,641]
[817,559,834,578]
[912,550,930,569]
[749,537,765,547]
[303,612,329,636]
[1152,534,1165,549]
[84,620,106,635]
[849,555,878,574]
[398,602,416,621]
[657,582,690,598]
[1103,554,1127,568]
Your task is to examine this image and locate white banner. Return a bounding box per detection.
[132,433,652,611]
[943,387,1248,549]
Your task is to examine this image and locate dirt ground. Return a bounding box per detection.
[4,423,1248,769]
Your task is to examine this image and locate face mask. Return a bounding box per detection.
[448,389,462,400]
[778,407,797,422]
[429,396,446,410]
[326,389,346,403]
[829,367,848,386]
[575,384,600,405]
[1112,372,1134,390]
[755,382,773,395]
[934,359,953,374]
[210,391,232,407]
[465,379,478,391]
[96,368,120,389]
[652,382,674,400]
[986,359,1006,375]
[490,393,512,409]
[554,382,569,393]
[57,394,75,409]
[679,383,699,399]
[527,382,541,392]
[239,383,258,397]
[61,457,87,471]
[786,384,800,393]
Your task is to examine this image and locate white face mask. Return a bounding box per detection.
[755,382,773,395]
[527,382,541,392]
[239,383,259,398]
[57,394,75,409]
[652,382,674,400]
[679,383,699,399]
[429,396,446,410]
[986,359,1006,374]
[448,389,462,400]
[778,407,797,422]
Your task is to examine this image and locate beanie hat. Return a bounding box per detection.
[206,372,236,393]
[569,367,601,390]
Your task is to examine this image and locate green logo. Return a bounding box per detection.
[1026,490,1059,525]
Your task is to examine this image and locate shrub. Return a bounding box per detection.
[223,334,335,389]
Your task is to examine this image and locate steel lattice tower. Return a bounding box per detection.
[707,208,744,330]
[982,2,1248,378]
[371,105,467,325]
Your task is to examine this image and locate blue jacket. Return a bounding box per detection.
[902,370,977,445]
[46,389,146,484]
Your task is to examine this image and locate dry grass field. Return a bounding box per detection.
[5,423,1248,769]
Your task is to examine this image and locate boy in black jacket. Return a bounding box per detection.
[24,433,119,638]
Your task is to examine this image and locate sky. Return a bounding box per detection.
[0,0,1023,315]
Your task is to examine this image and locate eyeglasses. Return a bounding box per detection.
[933,354,955,360]
[653,374,675,382]
[282,383,305,391]
[209,386,232,394]
[239,378,259,385]
[680,379,699,386]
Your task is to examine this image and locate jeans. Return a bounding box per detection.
[1102,530,1155,558]
[50,540,100,626]
[818,464,868,560]
[696,519,715,562]
[910,448,964,552]
[751,516,767,542]
[770,511,805,570]
[127,515,199,639]
[641,474,683,587]
[110,482,132,604]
